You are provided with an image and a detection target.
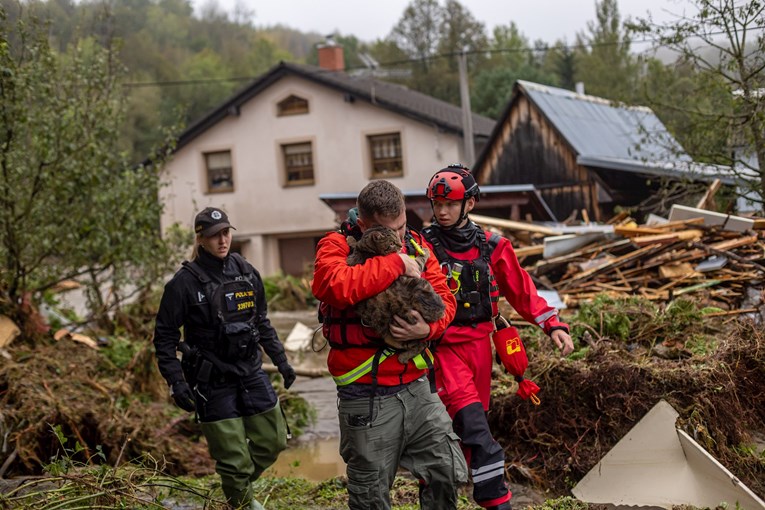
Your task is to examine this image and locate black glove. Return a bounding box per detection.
[278,363,296,389]
[170,380,196,412]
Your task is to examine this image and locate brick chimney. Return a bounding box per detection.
[317,35,344,72]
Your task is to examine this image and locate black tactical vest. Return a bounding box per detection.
[182,253,260,361]
[422,227,500,325]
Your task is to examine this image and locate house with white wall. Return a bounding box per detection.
[160,44,495,276]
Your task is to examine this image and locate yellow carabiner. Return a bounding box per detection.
[409,238,426,257]
[448,262,463,295]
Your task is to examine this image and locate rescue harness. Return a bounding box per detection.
[422,225,500,326]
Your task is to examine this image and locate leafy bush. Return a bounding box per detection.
[263,271,317,311]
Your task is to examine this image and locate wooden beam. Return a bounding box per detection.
[631,229,704,246]
[614,226,668,237]
[557,243,664,288]
[470,213,563,236]
[695,178,722,209]
[514,245,545,257]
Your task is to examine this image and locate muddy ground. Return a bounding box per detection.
[1,303,764,508]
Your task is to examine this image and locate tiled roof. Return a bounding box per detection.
[177,61,495,151]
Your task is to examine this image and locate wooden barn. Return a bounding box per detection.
[472,80,723,222]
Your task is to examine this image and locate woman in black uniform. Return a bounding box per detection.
[153,207,296,510]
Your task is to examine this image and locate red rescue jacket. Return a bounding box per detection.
[312,230,456,385]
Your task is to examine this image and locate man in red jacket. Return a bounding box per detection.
[312,180,467,510]
[422,164,575,510]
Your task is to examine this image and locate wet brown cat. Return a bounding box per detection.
[347,226,445,363]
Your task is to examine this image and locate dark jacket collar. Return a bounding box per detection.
[196,246,228,273]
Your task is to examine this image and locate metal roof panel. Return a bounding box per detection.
[519,80,690,163]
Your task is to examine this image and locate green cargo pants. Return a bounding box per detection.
[338,377,468,510]
[202,402,288,508]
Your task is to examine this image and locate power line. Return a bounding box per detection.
[124,76,253,88]
[122,25,765,89]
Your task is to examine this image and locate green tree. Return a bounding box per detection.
[573,0,638,101]
[386,0,489,104]
[0,10,185,334]
[631,0,765,210]
[487,22,531,71]
[545,42,576,91]
[471,23,558,119]
[389,0,443,71]
[175,48,237,126]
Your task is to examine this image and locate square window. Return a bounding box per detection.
[368,133,403,178]
[282,142,314,186]
[205,150,233,193]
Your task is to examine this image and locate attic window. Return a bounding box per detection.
[282,142,314,186]
[204,150,234,193]
[277,95,309,116]
[368,133,403,178]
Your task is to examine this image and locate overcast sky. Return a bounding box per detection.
[193,0,698,46]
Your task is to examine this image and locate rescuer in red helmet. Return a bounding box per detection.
[423,164,574,510]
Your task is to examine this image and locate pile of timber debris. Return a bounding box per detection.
[472,203,765,315]
[489,318,765,498]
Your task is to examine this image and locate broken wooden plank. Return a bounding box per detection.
[658,263,698,279]
[557,243,665,289]
[651,217,705,230]
[614,226,667,237]
[695,178,722,210]
[632,229,703,246]
[470,214,562,236]
[514,245,545,257]
[709,235,759,252]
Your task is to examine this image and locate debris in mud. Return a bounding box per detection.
[490,317,765,499]
[572,399,765,509]
[0,336,311,480]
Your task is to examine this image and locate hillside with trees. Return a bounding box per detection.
[5,0,760,185]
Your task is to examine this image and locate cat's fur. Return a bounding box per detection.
[347,226,445,363]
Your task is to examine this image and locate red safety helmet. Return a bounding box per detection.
[426,164,480,202]
[426,164,480,229]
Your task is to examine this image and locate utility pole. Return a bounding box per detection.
[458,48,475,166]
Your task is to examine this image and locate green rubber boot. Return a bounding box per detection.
[201,417,255,508]
[243,402,288,480]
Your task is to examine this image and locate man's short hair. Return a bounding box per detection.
[357,180,405,221]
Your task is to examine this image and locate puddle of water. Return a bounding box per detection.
[266,437,345,481]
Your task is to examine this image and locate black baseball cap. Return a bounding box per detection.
[194,207,236,237]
